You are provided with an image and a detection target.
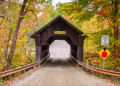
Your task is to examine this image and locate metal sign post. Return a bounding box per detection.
[103,59,105,69]
[100,35,110,69]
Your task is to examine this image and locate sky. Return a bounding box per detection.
[20,0,71,7]
[20,0,71,3]
[52,0,71,3]
[52,0,71,7]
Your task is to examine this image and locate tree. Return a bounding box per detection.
[6,0,50,69]
[0,0,53,70]
[59,0,120,58]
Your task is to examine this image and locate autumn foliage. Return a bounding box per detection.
[96,5,112,16]
[0,0,120,73]
[0,0,53,71]
[58,0,120,72]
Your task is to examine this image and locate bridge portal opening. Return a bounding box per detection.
[49,40,70,59]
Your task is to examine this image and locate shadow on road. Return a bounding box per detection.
[44,57,73,68]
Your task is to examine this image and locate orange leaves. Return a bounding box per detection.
[70,16,73,21]
[65,16,73,22]
[96,5,112,16]
[0,36,4,40]
[13,38,17,44]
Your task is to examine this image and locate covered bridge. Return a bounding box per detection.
[31,15,86,64]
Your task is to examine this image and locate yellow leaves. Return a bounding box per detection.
[12,51,28,68]
[105,57,120,71]
[82,15,108,33]
[85,59,89,64]
[0,17,4,24]
[0,64,4,70]
[0,1,55,69]
[0,60,6,71]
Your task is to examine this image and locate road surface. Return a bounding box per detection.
[12,57,118,86]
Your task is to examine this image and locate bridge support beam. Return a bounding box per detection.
[77,36,84,62]
[35,35,41,63]
[77,46,83,62]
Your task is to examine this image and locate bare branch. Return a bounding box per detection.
[23,2,32,15]
[0,16,4,18]
[27,10,38,25]
[8,0,10,3]
[103,16,114,28]
[23,1,38,25]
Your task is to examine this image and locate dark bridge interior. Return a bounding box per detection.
[31,15,86,64]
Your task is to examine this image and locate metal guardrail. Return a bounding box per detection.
[70,55,120,77]
[0,54,50,79]
[0,62,39,78]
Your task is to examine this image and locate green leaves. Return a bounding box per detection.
[78,0,91,6]
[78,11,95,21]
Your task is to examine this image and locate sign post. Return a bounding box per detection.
[99,47,111,69]
[100,35,110,69]
[103,60,105,69]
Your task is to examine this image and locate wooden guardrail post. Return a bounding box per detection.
[89,69,91,74]
[7,75,10,80]
[105,74,109,79]
[21,70,25,74]
[93,71,96,76]
[12,73,15,78]
[103,74,105,79]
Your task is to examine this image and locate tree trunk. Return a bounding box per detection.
[7,18,23,69]
[113,1,119,58]
[114,25,119,58]
[7,0,27,70]
[4,31,11,60]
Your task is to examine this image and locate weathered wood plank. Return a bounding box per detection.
[35,35,41,62]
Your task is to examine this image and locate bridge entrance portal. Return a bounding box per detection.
[31,16,86,64]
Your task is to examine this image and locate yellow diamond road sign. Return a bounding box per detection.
[99,47,111,59]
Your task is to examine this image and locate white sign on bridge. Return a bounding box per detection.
[101,35,109,46]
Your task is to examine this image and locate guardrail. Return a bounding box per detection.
[70,55,120,77]
[0,62,39,78]
[0,54,50,79]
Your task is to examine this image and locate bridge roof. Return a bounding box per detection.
[31,15,84,38]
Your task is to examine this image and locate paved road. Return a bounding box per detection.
[13,57,118,86]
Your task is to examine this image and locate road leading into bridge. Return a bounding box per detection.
[12,57,118,86]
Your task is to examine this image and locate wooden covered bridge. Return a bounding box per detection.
[31,15,86,64]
